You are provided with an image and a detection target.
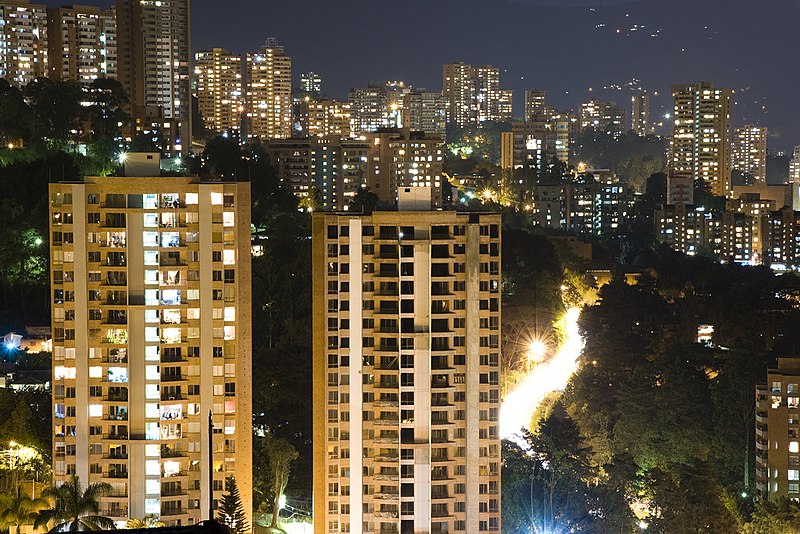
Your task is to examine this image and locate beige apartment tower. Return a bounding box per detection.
[670,81,733,198]
[245,38,292,141]
[0,0,48,86]
[194,48,243,136]
[47,4,117,86]
[733,125,768,183]
[49,167,252,528]
[756,357,800,501]
[116,0,191,154]
[313,200,502,534]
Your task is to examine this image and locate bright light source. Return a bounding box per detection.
[33,237,43,247]
[638,521,649,530]
[528,339,547,363]
[278,494,287,510]
[117,152,128,164]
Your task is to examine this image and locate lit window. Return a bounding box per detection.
[88,404,102,417]
[211,192,223,205]
[223,212,235,227]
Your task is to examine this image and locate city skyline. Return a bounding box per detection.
[34,0,800,151]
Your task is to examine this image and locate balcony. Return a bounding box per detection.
[104,471,128,479]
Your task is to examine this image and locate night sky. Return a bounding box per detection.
[44,0,800,152]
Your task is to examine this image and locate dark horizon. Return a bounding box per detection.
[41,0,800,152]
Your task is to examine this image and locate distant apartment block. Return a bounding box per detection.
[245,38,292,140]
[670,81,733,199]
[0,0,48,86]
[47,4,116,86]
[194,48,243,136]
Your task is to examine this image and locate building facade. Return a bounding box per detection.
[401,89,446,136]
[670,81,733,199]
[49,168,252,527]
[0,0,48,87]
[631,92,651,136]
[732,125,768,183]
[756,357,800,501]
[194,48,243,136]
[348,84,392,134]
[245,38,292,140]
[266,137,369,210]
[312,204,502,534]
[116,0,191,154]
[364,129,445,208]
[578,99,626,135]
[524,89,546,122]
[47,4,116,87]
[298,99,353,139]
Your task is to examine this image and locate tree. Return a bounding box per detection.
[35,476,114,532]
[265,437,298,529]
[348,188,379,213]
[125,516,164,529]
[0,485,48,534]
[217,476,249,534]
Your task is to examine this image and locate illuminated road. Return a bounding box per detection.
[500,307,585,440]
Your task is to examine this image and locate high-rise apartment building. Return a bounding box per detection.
[756,357,800,501]
[49,160,252,527]
[442,62,475,127]
[0,0,48,86]
[116,0,191,154]
[194,48,243,137]
[312,198,502,534]
[401,89,446,136]
[266,137,369,209]
[298,99,353,139]
[524,90,546,122]
[364,129,445,207]
[442,62,511,126]
[245,38,292,141]
[790,146,800,183]
[348,84,392,134]
[732,125,768,183]
[631,92,651,136]
[670,81,733,199]
[47,5,116,87]
[579,99,626,134]
[300,71,322,96]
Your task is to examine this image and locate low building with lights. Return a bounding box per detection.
[48,159,252,527]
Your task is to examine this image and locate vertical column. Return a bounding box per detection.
[127,207,146,519]
[71,184,89,486]
[413,225,431,532]
[348,218,363,533]
[198,184,214,518]
[465,222,481,533]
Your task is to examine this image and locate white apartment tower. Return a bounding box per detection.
[194,48,243,136]
[0,0,48,86]
[313,202,502,534]
[245,38,292,140]
[49,163,252,528]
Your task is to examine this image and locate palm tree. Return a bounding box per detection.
[34,476,114,532]
[0,485,49,534]
[125,516,164,529]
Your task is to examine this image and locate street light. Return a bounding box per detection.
[528,339,547,364]
[638,520,649,530]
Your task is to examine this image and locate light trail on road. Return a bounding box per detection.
[499,307,585,440]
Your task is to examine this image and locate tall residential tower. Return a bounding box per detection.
[670,81,733,199]
[49,160,252,527]
[313,195,502,534]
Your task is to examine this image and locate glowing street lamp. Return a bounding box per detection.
[528,339,547,364]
